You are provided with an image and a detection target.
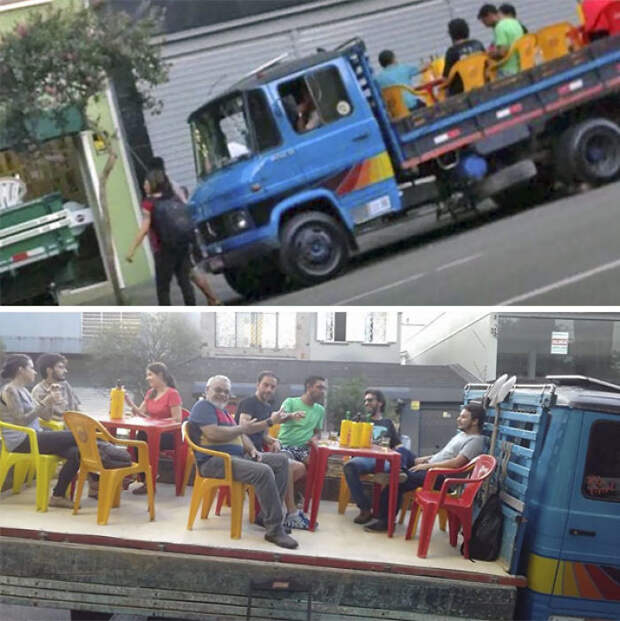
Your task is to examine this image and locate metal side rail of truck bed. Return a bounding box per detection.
[391,35,620,167]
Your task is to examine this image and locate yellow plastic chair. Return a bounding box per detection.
[337,456,374,513]
[381,85,423,120]
[183,421,255,539]
[437,52,489,100]
[536,22,575,61]
[63,411,154,525]
[40,418,65,431]
[487,33,539,80]
[0,420,65,511]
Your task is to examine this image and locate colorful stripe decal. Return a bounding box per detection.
[335,152,394,196]
[528,553,620,601]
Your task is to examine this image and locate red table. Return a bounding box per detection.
[96,415,184,495]
[303,440,402,537]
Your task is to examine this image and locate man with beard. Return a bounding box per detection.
[188,375,298,549]
[343,388,414,525]
[32,353,81,421]
[236,371,309,530]
[365,402,486,532]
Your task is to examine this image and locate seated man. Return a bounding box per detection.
[188,374,298,549]
[478,3,524,76]
[375,49,424,110]
[295,84,321,133]
[365,402,486,532]
[443,18,486,96]
[499,3,528,33]
[343,388,415,525]
[236,370,309,530]
[32,353,81,421]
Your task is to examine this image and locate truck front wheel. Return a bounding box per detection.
[279,211,350,285]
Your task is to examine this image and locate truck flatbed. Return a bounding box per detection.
[0,484,523,620]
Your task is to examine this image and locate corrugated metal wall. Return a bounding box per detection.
[145,0,580,189]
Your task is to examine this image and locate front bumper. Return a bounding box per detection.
[202,238,279,273]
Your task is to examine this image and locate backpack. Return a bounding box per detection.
[97,440,132,469]
[152,197,194,249]
[462,491,504,561]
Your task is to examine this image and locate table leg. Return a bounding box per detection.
[308,452,327,532]
[147,430,160,493]
[372,457,385,516]
[387,454,401,538]
[303,443,318,514]
[173,428,185,496]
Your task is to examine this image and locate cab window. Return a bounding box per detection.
[278,66,353,134]
[582,420,620,502]
[247,89,280,152]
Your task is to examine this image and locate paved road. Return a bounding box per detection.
[260,181,620,306]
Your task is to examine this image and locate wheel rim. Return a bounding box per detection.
[581,131,619,179]
[292,223,342,277]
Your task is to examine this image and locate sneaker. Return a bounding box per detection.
[364,519,388,532]
[49,495,74,509]
[255,513,292,534]
[353,509,373,525]
[373,471,408,486]
[284,510,312,530]
[265,531,299,549]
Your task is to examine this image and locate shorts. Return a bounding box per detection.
[282,445,311,463]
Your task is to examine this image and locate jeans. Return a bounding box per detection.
[154,246,196,306]
[343,446,416,511]
[15,431,80,497]
[198,452,288,537]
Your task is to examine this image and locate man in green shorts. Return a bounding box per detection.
[478,3,524,76]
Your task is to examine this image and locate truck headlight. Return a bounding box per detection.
[229,209,253,233]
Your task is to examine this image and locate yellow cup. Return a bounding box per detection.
[339,419,352,446]
[350,421,362,448]
[361,422,373,448]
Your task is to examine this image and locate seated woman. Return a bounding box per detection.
[124,362,182,494]
[0,354,80,508]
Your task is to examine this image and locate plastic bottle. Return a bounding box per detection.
[109,380,125,420]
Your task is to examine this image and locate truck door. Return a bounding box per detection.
[276,63,396,222]
[553,412,620,616]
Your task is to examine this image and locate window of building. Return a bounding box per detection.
[278,65,352,134]
[582,420,620,502]
[81,312,142,338]
[365,312,388,344]
[317,312,397,344]
[215,312,296,349]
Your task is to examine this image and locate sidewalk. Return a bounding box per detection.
[72,274,240,306]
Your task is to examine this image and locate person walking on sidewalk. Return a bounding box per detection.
[126,169,196,306]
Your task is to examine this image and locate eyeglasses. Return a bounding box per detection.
[363,398,375,403]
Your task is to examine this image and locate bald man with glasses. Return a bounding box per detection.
[188,375,298,549]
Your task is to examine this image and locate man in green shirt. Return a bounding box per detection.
[279,375,326,465]
[478,3,524,76]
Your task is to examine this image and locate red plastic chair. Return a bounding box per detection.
[406,454,497,558]
[593,1,620,35]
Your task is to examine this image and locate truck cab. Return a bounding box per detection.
[465,376,620,620]
[188,43,402,297]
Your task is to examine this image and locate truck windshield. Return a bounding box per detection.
[191,92,253,178]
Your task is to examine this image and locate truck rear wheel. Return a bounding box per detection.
[556,118,620,185]
[279,211,349,285]
[223,257,285,300]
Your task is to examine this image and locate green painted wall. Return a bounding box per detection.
[0,0,153,296]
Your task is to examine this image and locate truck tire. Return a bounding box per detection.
[279,211,350,285]
[556,118,620,185]
[223,258,286,300]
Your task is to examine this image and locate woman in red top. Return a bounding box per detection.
[125,361,183,494]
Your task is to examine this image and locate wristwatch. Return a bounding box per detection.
[266,417,274,427]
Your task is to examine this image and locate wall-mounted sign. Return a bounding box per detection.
[551,331,570,355]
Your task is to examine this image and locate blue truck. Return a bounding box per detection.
[465,375,620,620]
[187,35,620,298]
